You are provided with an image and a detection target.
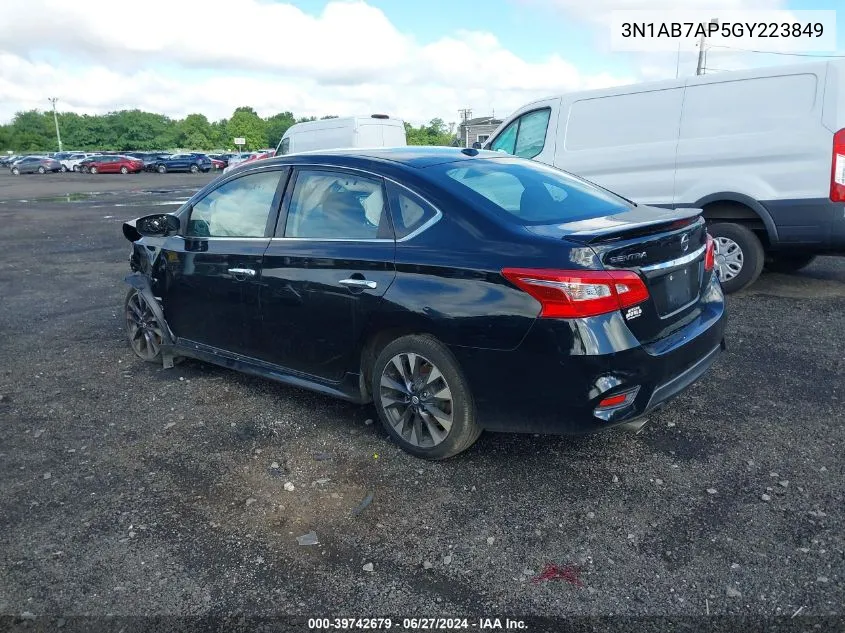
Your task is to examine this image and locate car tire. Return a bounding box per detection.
[120,166,129,174]
[37,166,46,174]
[372,334,482,460]
[90,166,98,174]
[765,253,817,274]
[707,222,764,294]
[60,165,68,173]
[125,288,164,364]
[72,165,77,172]
[157,165,167,174]
[11,167,19,175]
[190,164,199,173]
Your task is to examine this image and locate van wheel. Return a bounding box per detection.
[765,253,816,274]
[707,222,764,293]
[372,334,481,460]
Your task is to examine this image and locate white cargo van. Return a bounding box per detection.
[276,115,407,156]
[485,60,845,292]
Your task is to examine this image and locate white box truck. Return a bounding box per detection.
[275,115,407,156]
[484,60,845,292]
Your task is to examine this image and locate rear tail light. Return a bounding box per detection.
[501,268,650,318]
[832,128,845,203]
[704,233,715,272]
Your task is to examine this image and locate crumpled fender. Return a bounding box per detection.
[123,273,175,346]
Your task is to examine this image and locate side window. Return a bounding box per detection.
[280,138,291,155]
[283,169,388,240]
[489,108,551,159]
[491,120,518,154]
[187,170,282,238]
[386,182,439,239]
[514,109,551,158]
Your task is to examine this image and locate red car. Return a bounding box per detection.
[210,158,226,170]
[86,155,145,174]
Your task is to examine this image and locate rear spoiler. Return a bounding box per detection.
[559,208,703,245]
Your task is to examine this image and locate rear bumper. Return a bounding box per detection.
[453,275,727,434]
[761,198,845,250]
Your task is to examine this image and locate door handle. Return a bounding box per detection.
[338,278,377,289]
[228,268,256,277]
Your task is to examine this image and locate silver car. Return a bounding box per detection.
[10,156,62,175]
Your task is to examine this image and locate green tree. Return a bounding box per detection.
[405,118,456,146]
[227,106,267,150]
[177,113,213,149]
[264,111,296,148]
[7,111,54,151]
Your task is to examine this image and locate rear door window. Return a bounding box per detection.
[282,169,391,240]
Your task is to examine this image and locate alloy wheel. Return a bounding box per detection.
[714,236,743,282]
[379,352,454,448]
[120,166,128,174]
[90,167,98,174]
[125,291,163,361]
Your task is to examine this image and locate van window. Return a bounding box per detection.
[280,138,290,155]
[566,89,683,150]
[490,108,551,158]
[434,157,631,226]
[680,74,817,139]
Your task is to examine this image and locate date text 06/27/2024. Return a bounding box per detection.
[307,618,528,630]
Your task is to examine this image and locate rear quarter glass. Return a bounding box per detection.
[429,157,631,226]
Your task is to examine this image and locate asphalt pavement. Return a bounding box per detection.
[0,171,842,629]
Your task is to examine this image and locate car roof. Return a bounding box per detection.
[257,146,503,170]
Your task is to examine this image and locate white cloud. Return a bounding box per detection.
[0,0,641,126]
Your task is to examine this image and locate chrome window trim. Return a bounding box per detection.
[262,162,444,244]
[639,244,706,271]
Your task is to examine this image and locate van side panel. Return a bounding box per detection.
[674,70,834,246]
[554,88,682,205]
[291,125,355,153]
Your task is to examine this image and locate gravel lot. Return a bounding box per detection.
[0,171,843,628]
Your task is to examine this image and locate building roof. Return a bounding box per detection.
[460,116,502,127]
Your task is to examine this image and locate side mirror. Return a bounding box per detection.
[135,213,181,237]
[471,142,482,149]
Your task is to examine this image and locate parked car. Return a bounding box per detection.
[124,152,169,172]
[76,155,105,173]
[10,156,62,174]
[121,147,726,460]
[84,155,145,174]
[59,152,95,172]
[153,153,213,174]
[209,157,226,170]
[208,153,234,168]
[0,155,22,167]
[486,59,845,293]
[222,151,276,174]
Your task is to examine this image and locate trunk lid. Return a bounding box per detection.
[525,205,711,342]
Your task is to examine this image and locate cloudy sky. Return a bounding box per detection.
[0,0,842,125]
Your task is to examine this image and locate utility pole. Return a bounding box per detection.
[696,18,719,76]
[48,97,63,152]
[458,108,472,147]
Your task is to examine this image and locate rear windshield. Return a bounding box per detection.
[431,157,631,225]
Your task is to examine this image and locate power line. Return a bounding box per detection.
[707,44,845,58]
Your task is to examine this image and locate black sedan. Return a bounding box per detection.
[121,148,726,459]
